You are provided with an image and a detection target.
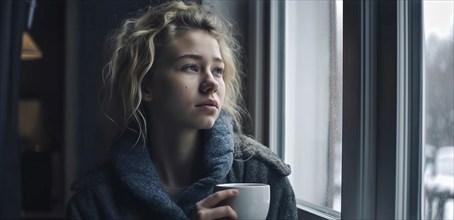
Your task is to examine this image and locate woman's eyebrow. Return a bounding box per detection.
[174,54,224,63]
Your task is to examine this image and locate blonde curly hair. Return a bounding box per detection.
[102,1,246,142]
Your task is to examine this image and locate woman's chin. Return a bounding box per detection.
[194,117,218,130]
[198,121,216,130]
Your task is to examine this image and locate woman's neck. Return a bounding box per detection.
[149,123,204,189]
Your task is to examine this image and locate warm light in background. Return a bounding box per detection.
[21,31,42,61]
[18,100,47,151]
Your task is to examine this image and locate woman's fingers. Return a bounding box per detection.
[196,189,238,208]
[194,205,238,220]
[192,189,239,220]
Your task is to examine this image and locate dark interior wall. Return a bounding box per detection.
[20,0,66,213]
[69,0,161,178]
[21,0,65,152]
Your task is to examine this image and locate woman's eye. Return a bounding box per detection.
[212,67,224,75]
[182,64,198,72]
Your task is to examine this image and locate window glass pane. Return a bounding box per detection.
[284,0,342,213]
[422,1,454,219]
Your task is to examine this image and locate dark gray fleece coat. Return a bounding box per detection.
[66,112,297,219]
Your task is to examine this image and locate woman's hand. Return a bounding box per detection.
[192,189,239,220]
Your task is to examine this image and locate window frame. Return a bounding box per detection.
[268,0,424,219]
[396,1,423,219]
[341,0,378,219]
[268,0,285,159]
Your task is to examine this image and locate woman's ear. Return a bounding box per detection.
[142,87,153,102]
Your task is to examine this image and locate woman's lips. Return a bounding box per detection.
[197,105,218,113]
[196,99,218,113]
[195,99,218,108]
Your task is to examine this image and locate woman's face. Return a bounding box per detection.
[143,30,226,130]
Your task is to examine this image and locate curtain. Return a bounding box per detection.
[0,0,25,218]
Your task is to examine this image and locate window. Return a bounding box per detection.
[284,0,342,217]
[422,1,454,219]
[280,1,452,219]
[244,0,451,219]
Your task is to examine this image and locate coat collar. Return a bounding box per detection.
[110,111,234,218]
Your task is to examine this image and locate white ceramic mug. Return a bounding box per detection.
[215,183,270,220]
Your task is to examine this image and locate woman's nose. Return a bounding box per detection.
[199,71,219,94]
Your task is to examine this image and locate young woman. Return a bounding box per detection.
[66,1,297,219]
